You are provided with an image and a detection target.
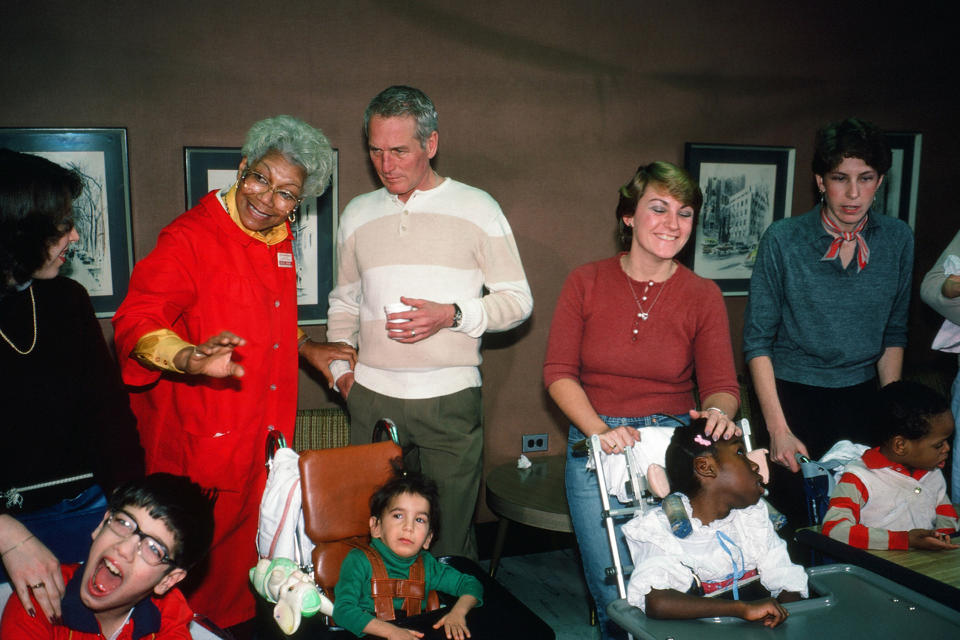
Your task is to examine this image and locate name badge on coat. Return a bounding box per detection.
[277,252,293,268]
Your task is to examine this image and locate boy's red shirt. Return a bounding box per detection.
[0,564,193,639]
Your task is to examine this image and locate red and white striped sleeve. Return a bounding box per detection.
[822,472,909,550]
[934,495,959,535]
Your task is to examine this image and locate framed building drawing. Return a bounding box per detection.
[0,127,133,317]
[684,143,796,295]
[183,146,338,323]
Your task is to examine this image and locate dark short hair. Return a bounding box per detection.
[363,86,439,149]
[615,161,702,249]
[369,461,442,544]
[873,381,950,445]
[108,473,216,570]
[812,117,891,176]
[664,418,718,498]
[0,148,82,292]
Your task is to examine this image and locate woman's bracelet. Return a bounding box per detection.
[297,334,312,352]
[0,533,35,558]
[705,407,727,417]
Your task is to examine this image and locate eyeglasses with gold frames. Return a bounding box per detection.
[239,169,303,213]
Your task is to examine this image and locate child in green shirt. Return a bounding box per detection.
[334,469,482,639]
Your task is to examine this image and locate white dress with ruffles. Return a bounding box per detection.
[622,495,808,611]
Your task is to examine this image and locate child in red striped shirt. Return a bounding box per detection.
[823,381,959,550]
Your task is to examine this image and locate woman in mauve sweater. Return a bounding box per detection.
[543,161,739,640]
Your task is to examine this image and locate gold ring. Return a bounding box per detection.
[30,582,44,589]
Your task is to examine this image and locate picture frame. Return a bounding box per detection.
[684,143,796,295]
[876,132,921,230]
[183,146,339,324]
[0,127,133,317]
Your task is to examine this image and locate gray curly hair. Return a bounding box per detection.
[241,115,334,197]
[363,86,438,149]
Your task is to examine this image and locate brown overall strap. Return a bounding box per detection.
[353,543,429,620]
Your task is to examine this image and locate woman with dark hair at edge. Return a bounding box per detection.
[544,161,740,639]
[743,117,913,531]
[0,148,144,623]
[112,116,356,631]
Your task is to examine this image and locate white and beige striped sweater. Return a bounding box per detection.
[327,178,532,399]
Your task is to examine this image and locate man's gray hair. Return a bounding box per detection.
[363,86,438,149]
[241,115,334,197]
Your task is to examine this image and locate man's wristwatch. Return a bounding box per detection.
[451,303,462,329]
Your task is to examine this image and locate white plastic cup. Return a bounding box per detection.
[384,302,414,332]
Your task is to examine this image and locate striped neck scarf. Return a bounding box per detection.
[820,209,869,272]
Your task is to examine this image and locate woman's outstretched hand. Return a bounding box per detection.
[174,331,247,378]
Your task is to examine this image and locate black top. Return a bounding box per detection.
[1,276,144,513]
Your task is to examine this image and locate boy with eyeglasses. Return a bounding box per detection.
[1,473,215,639]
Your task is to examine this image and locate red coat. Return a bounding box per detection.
[0,564,194,639]
[112,191,299,627]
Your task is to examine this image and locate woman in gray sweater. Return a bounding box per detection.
[743,118,913,527]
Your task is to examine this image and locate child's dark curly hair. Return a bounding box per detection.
[664,418,718,498]
[873,381,950,445]
[369,459,442,543]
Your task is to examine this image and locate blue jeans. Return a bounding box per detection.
[565,414,689,640]
[0,485,107,583]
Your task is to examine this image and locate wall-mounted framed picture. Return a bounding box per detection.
[876,132,921,230]
[684,143,796,296]
[0,127,133,317]
[183,146,338,324]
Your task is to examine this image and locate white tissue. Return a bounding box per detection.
[517,454,532,469]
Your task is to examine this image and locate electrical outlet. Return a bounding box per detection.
[522,433,549,453]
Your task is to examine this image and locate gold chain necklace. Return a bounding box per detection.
[0,285,38,355]
[624,273,667,341]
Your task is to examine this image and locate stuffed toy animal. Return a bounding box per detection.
[249,557,334,635]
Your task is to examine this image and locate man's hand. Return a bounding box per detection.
[942,274,960,299]
[174,331,247,378]
[336,372,355,399]
[300,340,357,388]
[386,297,456,344]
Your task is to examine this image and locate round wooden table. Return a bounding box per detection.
[485,454,572,576]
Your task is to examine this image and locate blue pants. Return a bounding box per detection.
[0,485,107,583]
[565,414,688,640]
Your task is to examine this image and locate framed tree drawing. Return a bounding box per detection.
[0,127,133,317]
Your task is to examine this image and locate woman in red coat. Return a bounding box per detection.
[112,116,355,630]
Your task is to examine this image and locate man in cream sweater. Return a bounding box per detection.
[327,85,532,559]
